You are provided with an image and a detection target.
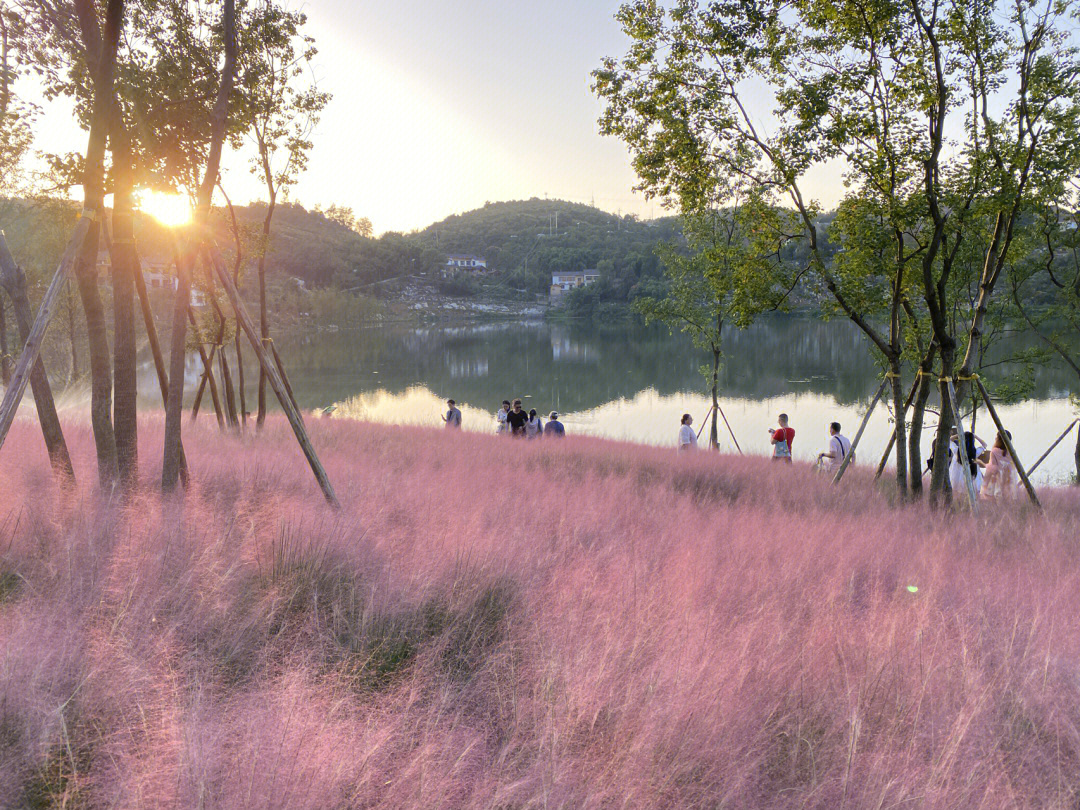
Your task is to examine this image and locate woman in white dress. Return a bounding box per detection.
[948,430,987,497]
[981,431,1017,500]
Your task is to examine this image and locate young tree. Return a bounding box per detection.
[237,0,329,429]
[636,188,793,449]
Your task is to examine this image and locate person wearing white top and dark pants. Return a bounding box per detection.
[678,413,697,451]
[817,422,851,474]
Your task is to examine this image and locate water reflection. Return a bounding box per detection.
[115,315,1077,484]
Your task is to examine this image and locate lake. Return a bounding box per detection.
[231,315,1078,486]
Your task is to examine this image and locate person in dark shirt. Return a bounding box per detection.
[545,411,565,437]
[506,399,529,436]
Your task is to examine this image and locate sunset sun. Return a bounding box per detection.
[137,190,192,227]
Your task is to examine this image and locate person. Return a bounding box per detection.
[525,408,544,439]
[545,411,566,437]
[948,429,986,496]
[817,422,851,474]
[981,430,1016,500]
[442,399,462,429]
[506,399,529,437]
[678,413,697,451]
[495,400,511,435]
[769,413,795,463]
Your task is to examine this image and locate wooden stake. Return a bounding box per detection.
[974,376,1041,509]
[717,403,742,454]
[207,247,339,507]
[874,373,922,482]
[0,219,91,459]
[267,337,302,423]
[695,404,714,441]
[1028,419,1078,476]
[187,307,225,428]
[0,231,76,481]
[833,377,887,485]
[945,379,979,512]
[133,258,188,487]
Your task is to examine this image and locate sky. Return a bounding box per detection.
[28,0,846,234]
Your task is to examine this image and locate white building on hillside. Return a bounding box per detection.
[443,254,488,276]
[550,269,600,297]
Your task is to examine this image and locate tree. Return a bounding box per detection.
[237,0,329,429]
[635,188,792,449]
[594,0,1080,500]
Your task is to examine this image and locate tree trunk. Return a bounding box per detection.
[929,353,954,504]
[0,235,75,480]
[67,285,79,383]
[74,221,119,487]
[108,122,139,489]
[188,307,225,429]
[219,348,239,430]
[908,350,937,500]
[162,251,193,491]
[888,361,908,499]
[256,197,275,430]
[709,348,720,450]
[73,0,123,489]
[0,294,11,386]
[1075,426,1080,486]
[235,330,246,427]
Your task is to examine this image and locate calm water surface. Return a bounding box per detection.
[244,316,1079,486]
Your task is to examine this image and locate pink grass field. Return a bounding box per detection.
[2,416,1080,808]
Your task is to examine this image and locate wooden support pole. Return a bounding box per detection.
[717,403,742,454]
[208,247,339,507]
[0,219,91,460]
[875,373,922,482]
[974,376,1041,509]
[187,307,225,428]
[945,379,979,511]
[695,404,715,441]
[134,260,188,487]
[833,377,888,485]
[0,231,76,481]
[1028,419,1078,476]
[219,348,239,430]
[267,337,302,424]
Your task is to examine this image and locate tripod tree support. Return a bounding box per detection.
[833,377,888,485]
[208,247,339,508]
[875,373,923,482]
[133,256,188,487]
[0,232,76,481]
[974,376,1041,509]
[718,403,742,454]
[1027,419,1078,476]
[945,378,979,512]
[0,218,91,463]
[695,404,714,441]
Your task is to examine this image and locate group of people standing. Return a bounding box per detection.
[496,399,565,438]
[677,410,1018,498]
[441,397,566,438]
[936,428,1018,500]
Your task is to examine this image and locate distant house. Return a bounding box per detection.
[95,250,207,306]
[550,269,600,298]
[442,254,488,276]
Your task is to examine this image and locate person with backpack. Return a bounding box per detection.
[769,413,795,463]
[817,422,851,474]
[525,408,544,439]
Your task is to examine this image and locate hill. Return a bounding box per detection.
[2,416,1080,807]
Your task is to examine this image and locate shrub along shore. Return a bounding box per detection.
[2,416,1079,807]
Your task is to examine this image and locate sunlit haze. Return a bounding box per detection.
[31,1,847,234]
[137,190,193,228]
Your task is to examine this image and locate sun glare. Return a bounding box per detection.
[138,190,192,227]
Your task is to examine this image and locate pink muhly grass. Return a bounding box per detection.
[0,415,1079,807]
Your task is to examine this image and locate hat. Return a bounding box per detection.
[549,411,559,420]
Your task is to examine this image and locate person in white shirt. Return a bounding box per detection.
[948,429,987,497]
[678,413,697,451]
[817,421,851,474]
[495,400,510,434]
